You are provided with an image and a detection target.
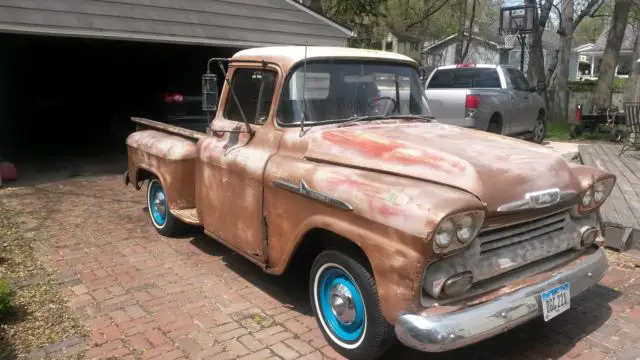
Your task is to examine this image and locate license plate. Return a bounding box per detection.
[541,282,570,322]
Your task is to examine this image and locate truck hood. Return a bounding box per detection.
[304,122,579,212]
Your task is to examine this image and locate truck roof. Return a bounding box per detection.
[231,46,418,70]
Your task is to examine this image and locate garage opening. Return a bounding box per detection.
[0,33,237,176]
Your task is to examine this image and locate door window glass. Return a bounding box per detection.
[506,68,531,92]
[224,69,277,124]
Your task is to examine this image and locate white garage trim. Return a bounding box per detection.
[0,24,291,48]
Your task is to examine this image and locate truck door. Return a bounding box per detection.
[196,66,281,263]
[504,67,536,134]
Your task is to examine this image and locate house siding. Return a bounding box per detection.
[423,39,500,66]
[0,0,350,47]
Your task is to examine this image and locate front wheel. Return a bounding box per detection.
[310,250,394,360]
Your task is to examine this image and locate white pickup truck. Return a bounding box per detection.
[424,64,547,143]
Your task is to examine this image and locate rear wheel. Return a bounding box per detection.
[487,115,502,134]
[310,250,394,360]
[146,177,190,237]
[532,112,547,144]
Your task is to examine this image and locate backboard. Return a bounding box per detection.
[499,4,537,35]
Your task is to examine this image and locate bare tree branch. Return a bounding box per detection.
[573,0,605,30]
[405,0,451,30]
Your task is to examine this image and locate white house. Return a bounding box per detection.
[574,24,638,81]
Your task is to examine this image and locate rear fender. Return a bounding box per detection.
[126,130,198,210]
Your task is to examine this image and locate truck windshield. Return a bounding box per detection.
[426,68,501,89]
[277,61,430,125]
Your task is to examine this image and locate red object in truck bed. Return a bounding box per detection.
[0,162,17,182]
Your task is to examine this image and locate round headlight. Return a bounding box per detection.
[435,219,455,248]
[594,182,607,203]
[456,215,475,243]
[582,188,594,207]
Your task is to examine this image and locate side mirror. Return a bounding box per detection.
[201,73,219,113]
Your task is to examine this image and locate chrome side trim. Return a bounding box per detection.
[497,189,577,212]
[273,179,354,211]
[395,247,608,353]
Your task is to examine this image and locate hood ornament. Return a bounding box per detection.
[497,188,576,212]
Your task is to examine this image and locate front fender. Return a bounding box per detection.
[263,155,485,322]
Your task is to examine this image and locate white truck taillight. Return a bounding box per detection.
[465,94,480,118]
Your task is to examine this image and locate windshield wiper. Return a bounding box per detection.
[336,115,387,128]
[336,114,434,128]
[386,114,434,121]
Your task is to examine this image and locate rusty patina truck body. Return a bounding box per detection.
[125,46,615,359]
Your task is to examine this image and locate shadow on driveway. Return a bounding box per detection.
[187,230,620,359]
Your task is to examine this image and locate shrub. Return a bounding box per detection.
[0,279,13,318]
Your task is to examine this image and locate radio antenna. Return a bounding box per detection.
[299,41,309,137]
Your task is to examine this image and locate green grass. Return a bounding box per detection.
[0,279,14,318]
[546,121,610,141]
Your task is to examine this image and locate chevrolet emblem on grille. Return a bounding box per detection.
[497,188,572,212]
[527,188,560,206]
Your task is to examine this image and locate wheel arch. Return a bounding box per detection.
[132,167,156,190]
[284,228,373,277]
[269,218,425,324]
[487,112,503,133]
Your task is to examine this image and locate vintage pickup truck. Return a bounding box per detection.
[124,46,615,359]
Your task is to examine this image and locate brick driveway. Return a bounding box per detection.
[2,170,640,360]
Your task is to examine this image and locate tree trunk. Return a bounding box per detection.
[624,31,640,103]
[550,0,573,123]
[525,0,553,87]
[454,0,467,63]
[593,0,632,110]
[460,0,477,62]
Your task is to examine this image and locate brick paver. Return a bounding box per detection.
[2,172,640,360]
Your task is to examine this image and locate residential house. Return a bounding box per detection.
[381,31,423,61]
[421,21,559,76]
[574,24,638,81]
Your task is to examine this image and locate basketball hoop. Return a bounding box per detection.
[502,32,519,50]
[499,4,537,71]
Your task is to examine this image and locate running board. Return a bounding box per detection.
[170,208,201,226]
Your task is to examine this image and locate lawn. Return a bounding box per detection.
[546,121,611,141]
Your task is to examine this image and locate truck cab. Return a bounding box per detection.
[124,46,614,360]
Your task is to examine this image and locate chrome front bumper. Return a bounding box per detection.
[395,247,609,352]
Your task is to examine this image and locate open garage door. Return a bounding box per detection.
[0,0,352,180]
[0,33,237,175]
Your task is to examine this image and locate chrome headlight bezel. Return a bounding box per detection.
[432,210,485,254]
[578,177,615,214]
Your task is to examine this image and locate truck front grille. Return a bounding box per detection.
[478,211,569,255]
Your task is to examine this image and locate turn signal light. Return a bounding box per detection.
[580,226,598,247]
[442,272,474,297]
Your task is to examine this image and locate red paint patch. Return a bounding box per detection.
[321,130,465,172]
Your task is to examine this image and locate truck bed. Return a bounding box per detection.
[131,117,206,140]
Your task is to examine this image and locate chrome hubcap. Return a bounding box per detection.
[154,192,166,215]
[330,283,356,324]
[535,120,544,138]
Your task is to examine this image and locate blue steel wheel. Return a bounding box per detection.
[145,177,190,237]
[147,179,167,228]
[316,264,366,345]
[310,250,394,360]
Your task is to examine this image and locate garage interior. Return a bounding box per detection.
[0,33,236,174]
[0,0,352,182]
